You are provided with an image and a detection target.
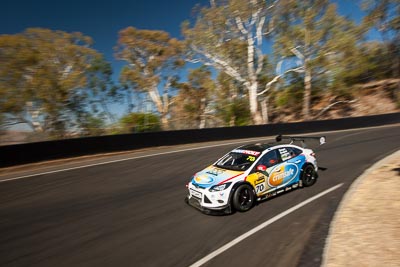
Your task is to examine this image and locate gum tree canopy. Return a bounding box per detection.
[183,0,280,125]
[116,27,185,130]
[0,28,105,136]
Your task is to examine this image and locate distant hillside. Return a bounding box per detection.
[320,79,400,119]
[272,79,400,122]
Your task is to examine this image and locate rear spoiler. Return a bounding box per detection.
[275,135,326,148]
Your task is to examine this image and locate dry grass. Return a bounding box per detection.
[323,151,400,267]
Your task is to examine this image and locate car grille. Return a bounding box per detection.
[190,189,202,200]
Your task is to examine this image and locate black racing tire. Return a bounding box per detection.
[232,184,255,212]
[301,165,317,187]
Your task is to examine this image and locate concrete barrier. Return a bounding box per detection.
[1,112,399,168]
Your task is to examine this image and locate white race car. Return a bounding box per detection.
[185,135,325,214]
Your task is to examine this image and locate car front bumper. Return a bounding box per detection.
[185,195,232,215]
[186,183,233,214]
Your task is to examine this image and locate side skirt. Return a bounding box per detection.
[256,182,301,202]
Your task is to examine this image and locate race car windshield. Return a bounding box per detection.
[214,151,259,171]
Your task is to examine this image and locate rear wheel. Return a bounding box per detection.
[232,184,255,212]
[302,165,317,187]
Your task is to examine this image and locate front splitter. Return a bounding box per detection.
[185,196,232,215]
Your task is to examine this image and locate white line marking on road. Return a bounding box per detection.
[189,183,344,267]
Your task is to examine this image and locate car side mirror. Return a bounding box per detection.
[256,165,267,172]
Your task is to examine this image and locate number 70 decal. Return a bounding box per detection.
[247,156,256,162]
[256,183,265,193]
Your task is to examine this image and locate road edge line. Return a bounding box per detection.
[189,183,344,267]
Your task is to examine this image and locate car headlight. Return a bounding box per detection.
[209,182,232,192]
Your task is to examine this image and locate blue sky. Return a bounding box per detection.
[1,0,209,78]
[1,0,367,74]
[1,0,372,121]
[1,0,210,119]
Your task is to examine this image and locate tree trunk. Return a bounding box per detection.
[261,96,269,124]
[303,64,312,120]
[248,82,263,124]
[229,115,235,126]
[26,102,44,132]
[199,97,207,129]
[246,29,263,125]
[160,113,169,130]
[148,83,170,130]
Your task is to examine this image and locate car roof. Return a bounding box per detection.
[236,143,272,153]
[236,142,304,153]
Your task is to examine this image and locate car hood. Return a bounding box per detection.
[191,165,244,188]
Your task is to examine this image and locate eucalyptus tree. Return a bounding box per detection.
[274,0,361,120]
[0,28,103,137]
[211,72,251,126]
[86,57,122,124]
[115,27,185,130]
[171,66,216,129]
[362,0,400,41]
[183,0,298,124]
[362,0,400,80]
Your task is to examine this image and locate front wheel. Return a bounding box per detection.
[302,165,317,187]
[232,184,255,212]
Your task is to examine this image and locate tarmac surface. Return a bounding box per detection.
[0,124,399,267]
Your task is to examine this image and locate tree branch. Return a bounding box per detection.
[290,47,305,61]
[235,13,248,35]
[2,120,26,126]
[313,99,358,120]
[257,66,304,96]
[250,2,262,27]
[2,115,35,131]
[255,15,266,75]
[190,45,246,83]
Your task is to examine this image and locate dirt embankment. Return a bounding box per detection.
[323,150,400,267]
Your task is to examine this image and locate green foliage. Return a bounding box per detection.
[0,28,105,137]
[182,0,276,124]
[274,0,363,119]
[78,114,106,136]
[274,73,304,110]
[214,72,252,126]
[116,26,183,91]
[86,56,122,123]
[115,27,185,129]
[119,113,161,133]
[2,0,399,142]
[216,98,252,126]
[182,4,247,67]
[170,66,216,129]
[362,0,400,40]
[329,40,399,91]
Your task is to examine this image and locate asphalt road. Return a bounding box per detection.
[0,124,399,267]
